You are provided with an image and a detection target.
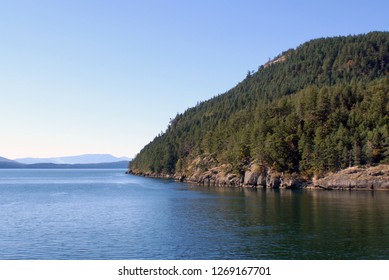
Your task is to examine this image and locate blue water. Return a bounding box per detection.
[0,169,388,259]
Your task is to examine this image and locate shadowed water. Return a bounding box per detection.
[0,169,388,259]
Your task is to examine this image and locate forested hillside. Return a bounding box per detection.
[130,32,389,183]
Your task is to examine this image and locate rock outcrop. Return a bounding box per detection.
[313,165,389,190]
[130,158,308,189]
[129,155,388,191]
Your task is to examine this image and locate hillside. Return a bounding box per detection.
[129,32,389,189]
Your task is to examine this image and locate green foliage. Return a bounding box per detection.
[130,32,389,176]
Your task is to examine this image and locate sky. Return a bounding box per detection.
[0,0,388,159]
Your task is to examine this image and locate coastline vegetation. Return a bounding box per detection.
[130,32,389,180]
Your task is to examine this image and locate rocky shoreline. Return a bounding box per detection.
[128,164,389,191]
[312,165,389,190]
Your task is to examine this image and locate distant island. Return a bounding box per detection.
[0,154,130,169]
[129,32,389,190]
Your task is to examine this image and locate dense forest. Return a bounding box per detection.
[130,32,389,180]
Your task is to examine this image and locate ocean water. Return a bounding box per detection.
[0,169,388,260]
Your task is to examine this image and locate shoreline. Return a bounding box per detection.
[127,164,389,191]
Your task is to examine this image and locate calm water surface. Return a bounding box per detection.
[0,169,388,259]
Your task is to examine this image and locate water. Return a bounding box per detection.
[0,169,388,260]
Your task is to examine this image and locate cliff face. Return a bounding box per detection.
[313,165,389,190]
[130,163,389,191]
[176,156,306,189]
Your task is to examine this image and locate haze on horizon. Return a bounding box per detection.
[1,0,388,160]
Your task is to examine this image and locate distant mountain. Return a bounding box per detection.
[16,154,131,164]
[0,156,14,162]
[0,157,25,168]
[0,154,130,169]
[24,161,130,169]
[0,158,129,169]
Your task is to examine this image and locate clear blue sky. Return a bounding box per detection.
[1,0,388,159]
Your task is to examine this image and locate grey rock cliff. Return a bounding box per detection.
[313,165,389,190]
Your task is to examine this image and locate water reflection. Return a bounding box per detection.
[184,185,389,259]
